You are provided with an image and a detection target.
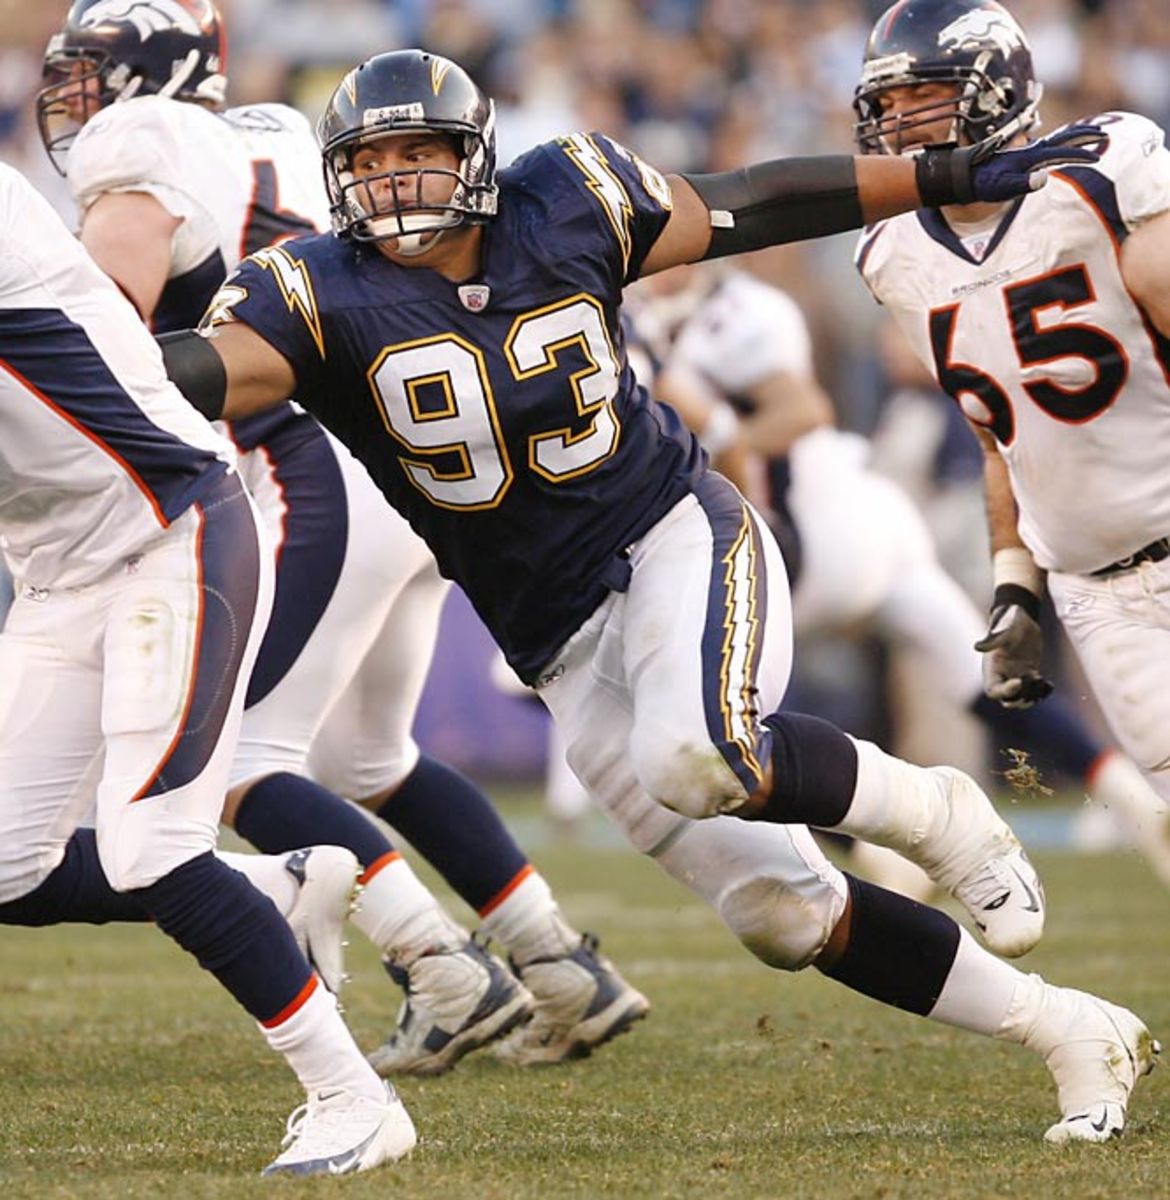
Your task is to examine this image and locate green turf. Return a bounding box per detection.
[0,808,1166,1199]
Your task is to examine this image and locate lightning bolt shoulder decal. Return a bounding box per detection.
[559,134,636,272]
[558,134,673,273]
[239,245,326,359]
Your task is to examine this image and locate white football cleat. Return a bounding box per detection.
[915,768,1046,958]
[283,846,361,994]
[492,933,650,1066]
[1026,988,1161,1145]
[261,1082,416,1177]
[368,936,533,1077]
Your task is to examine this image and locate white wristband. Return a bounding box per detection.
[699,401,740,456]
[991,546,1043,594]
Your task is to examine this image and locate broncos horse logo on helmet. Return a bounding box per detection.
[853,0,1041,157]
[37,0,227,173]
[318,49,498,252]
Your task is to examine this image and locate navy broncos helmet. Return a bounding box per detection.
[318,49,498,250]
[37,0,227,172]
[854,0,1041,156]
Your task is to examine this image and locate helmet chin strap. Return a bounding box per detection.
[159,49,201,99]
[364,209,458,254]
[389,229,445,256]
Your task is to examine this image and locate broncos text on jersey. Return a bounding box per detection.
[859,111,1170,575]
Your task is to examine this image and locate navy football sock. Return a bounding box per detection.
[821,874,961,1016]
[376,755,528,912]
[134,851,311,1023]
[234,771,395,872]
[0,829,148,926]
[969,693,1100,781]
[740,711,859,827]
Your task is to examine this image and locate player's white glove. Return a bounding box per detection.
[973,584,1054,710]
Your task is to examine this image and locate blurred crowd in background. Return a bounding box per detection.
[2,0,1167,791]
[5,0,1168,412]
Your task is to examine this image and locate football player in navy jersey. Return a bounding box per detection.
[162,49,1159,1141]
[38,0,649,1075]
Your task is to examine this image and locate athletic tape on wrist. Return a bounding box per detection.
[991,546,1043,594]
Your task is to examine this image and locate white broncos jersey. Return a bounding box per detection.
[0,164,232,589]
[669,269,814,385]
[859,111,1170,575]
[66,94,329,331]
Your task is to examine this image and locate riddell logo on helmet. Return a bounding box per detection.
[363,103,426,127]
[937,10,1027,56]
[860,51,914,85]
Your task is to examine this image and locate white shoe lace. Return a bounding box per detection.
[275,1089,382,1161]
[954,857,1014,910]
[277,1100,312,1152]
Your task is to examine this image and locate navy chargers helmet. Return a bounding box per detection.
[318,49,498,253]
[853,0,1041,156]
[37,0,227,172]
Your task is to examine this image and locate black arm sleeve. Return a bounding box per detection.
[157,329,227,421]
[680,157,863,259]
[914,144,979,207]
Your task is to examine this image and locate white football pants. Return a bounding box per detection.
[537,473,848,969]
[0,475,272,900]
[231,432,447,800]
[1049,556,1170,800]
[789,428,984,704]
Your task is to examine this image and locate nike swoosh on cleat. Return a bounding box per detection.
[1090,1110,1111,1134]
[324,1128,380,1176]
[327,1150,365,1176]
[1010,865,1042,913]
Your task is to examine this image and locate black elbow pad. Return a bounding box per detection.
[682,157,863,259]
[157,329,227,421]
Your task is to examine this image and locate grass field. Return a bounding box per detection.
[1,796,1167,1199]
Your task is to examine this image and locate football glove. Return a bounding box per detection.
[917,125,1107,207]
[973,585,1054,710]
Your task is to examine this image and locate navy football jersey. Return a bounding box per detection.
[204,133,706,681]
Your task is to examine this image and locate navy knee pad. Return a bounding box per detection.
[746,711,858,827]
[822,874,960,1016]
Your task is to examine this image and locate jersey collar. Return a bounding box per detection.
[915,195,1026,266]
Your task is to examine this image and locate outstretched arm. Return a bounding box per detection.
[641,126,1106,277]
[159,322,297,421]
[642,156,919,275]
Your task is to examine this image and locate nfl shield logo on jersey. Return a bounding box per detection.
[458,284,490,312]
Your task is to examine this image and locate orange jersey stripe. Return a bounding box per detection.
[0,356,169,528]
